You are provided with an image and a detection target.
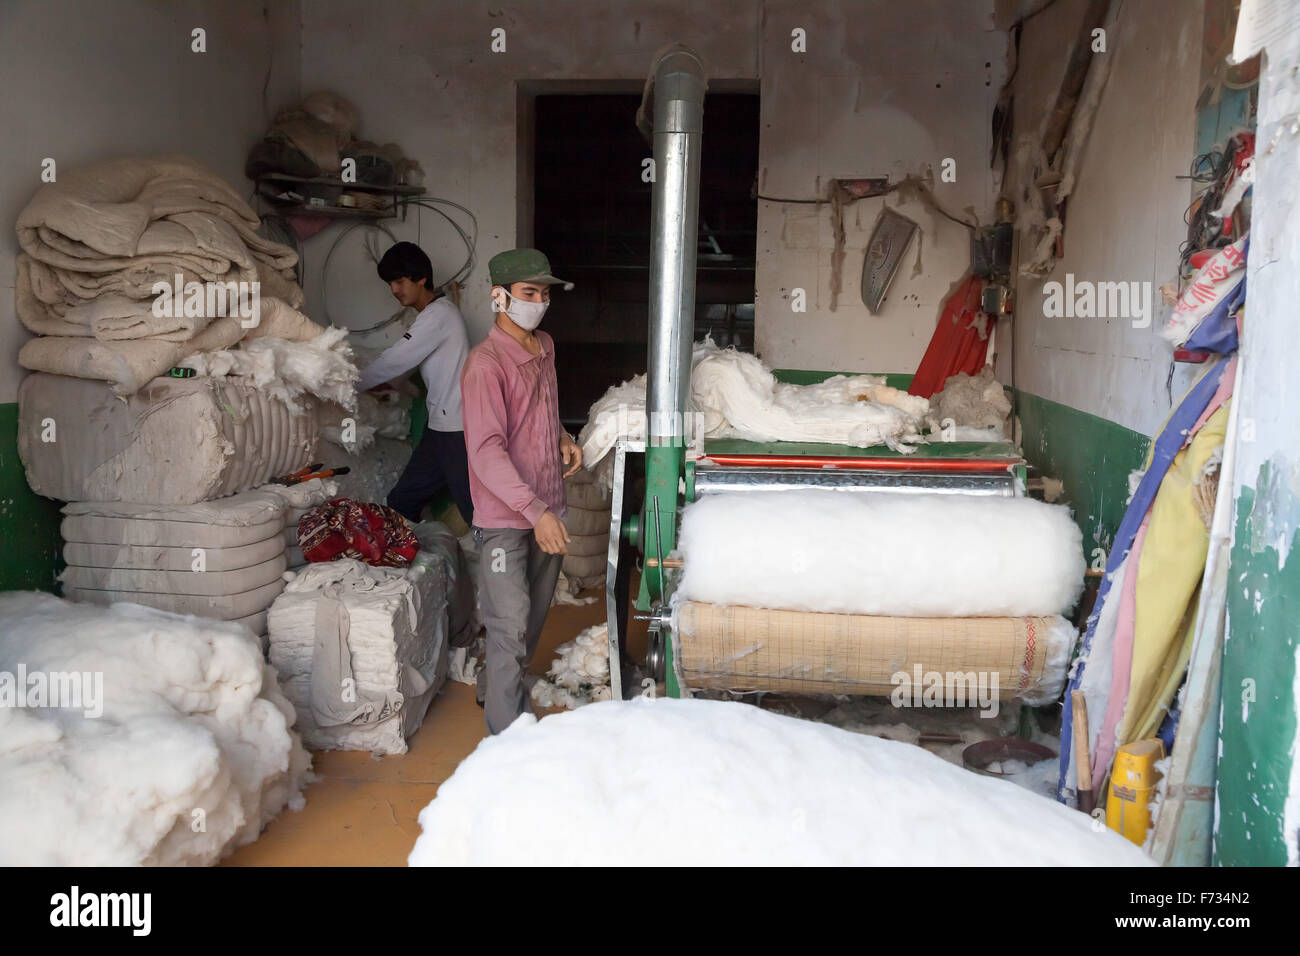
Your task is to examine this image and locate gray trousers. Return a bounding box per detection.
[474,526,564,734]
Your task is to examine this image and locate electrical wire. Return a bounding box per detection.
[759,178,979,230]
[755,194,827,204]
[321,219,400,330]
[318,195,478,331]
[1177,144,1237,271]
[401,197,478,284]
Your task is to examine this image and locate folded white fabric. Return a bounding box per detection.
[58,488,300,635]
[14,155,308,370]
[19,372,318,503]
[0,592,310,866]
[64,535,286,572]
[268,548,455,755]
[678,490,1085,618]
[63,578,287,624]
[18,297,326,395]
[63,487,288,533]
[61,555,287,596]
[16,154,297,272]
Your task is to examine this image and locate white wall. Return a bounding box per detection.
[1,1,1020,391]
[298,0,763,352]
[1006,0,1203,435]
[0,0,302,403]
[300,0,1005,374]
[756,0,1005,373]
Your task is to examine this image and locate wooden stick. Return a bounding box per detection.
[1071,690,1096,814]
[645,558,684,569]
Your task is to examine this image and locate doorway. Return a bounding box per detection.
[531,92,760,426]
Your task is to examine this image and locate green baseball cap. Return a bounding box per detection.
[488,248,573,289]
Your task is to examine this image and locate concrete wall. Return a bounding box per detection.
[0,0,302,404]
[1006,0,1203,437]
[297,0,762,353]
[756,0,1005,373]
[300,0,1005,374]
[1,0,1008,382]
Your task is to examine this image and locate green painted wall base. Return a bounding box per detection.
[1218,459,1300,865]
[0,402,63,592]
[1015,390,1151,556]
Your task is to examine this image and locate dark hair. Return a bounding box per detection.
[378,242,434,289]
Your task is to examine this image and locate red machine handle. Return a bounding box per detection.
[701,454,1016,473]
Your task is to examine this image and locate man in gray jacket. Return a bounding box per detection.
[356,242,474,525]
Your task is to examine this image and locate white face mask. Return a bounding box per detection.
[496,289,549,331]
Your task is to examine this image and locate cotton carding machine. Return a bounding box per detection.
[604,46,1054,704]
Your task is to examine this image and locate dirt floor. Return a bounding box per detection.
[224,587,636,866]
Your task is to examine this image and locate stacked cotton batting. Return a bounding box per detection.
[267,523,469,755]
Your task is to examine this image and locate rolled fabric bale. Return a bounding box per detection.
[564,502,610,537]
[562,552,606,590]
[60,554,287,597]
[565,532,610,559]
[566,469,612,511]
[63,534,285,572]
[64,577,287,621]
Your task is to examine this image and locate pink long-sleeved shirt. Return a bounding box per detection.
[460,324,566,530]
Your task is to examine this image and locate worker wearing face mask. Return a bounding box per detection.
[460,248,581,733]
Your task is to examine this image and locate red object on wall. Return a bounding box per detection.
[907,274,990,398]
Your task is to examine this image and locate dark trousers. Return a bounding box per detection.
[387,428,475,526]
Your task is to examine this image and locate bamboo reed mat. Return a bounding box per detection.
[676,601,1060,698]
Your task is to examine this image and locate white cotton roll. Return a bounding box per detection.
[678,490,1085,618]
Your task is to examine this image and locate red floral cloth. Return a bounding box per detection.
[297,497,419,567]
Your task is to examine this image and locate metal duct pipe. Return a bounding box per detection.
[644,46,706,447]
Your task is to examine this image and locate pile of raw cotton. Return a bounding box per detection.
[580,339,930,478]
[530,623,611,709]
[318,388,413,453]
[925,367,1012,441]
[15,154,320,396]
[0,593,309,866]
[179,325,359,414]
[407,698,1151,866]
